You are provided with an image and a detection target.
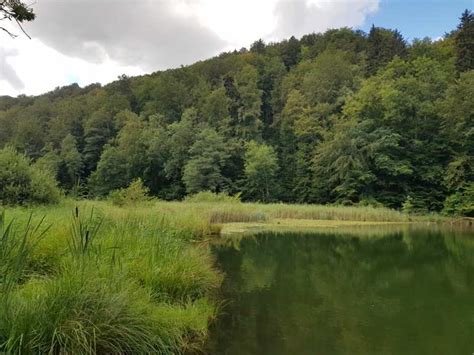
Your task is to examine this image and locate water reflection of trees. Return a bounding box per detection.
[210,229,474,355]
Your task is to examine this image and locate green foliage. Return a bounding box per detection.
[0,146,61,205]
[60,134,83,189]
[280,36,302,69]
[234,65,263,140]
[443,183,474,216]
[301,49,358,106]
[0,13,471,211]
[109,178,151,206]
[401,195,417,214]
[88,145,128,197]
[455,9,474,72]
[201,87,231,131]
[314,56,453,210]
[0,0,35,38]
[243,141,279,202]
[440,71,474,160]
[33,145,61,179]
[366,26,407,75]
[183,129,230,194]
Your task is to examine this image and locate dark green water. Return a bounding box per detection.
[208,227,474,355]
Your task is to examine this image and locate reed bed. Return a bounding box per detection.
[154,201,411,224]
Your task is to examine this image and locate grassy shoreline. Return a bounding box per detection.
[219,218,412,235]
[0,199,469,353]
[1,200,222,354]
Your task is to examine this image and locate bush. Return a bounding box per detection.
[185,191,241,203]
[358,198,384,208]
[401,195,429,215]
[443,183,474,216]
[0,147,61,205]
[109,178,150,206]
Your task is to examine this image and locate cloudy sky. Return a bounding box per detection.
[0,0,471,97]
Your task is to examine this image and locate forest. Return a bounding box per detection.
[0,10,473,215]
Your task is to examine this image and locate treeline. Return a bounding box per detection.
[0,10,473,215]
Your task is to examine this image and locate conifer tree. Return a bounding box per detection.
[455,9,474,72]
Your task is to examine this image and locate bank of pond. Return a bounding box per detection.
[0,200,472,354]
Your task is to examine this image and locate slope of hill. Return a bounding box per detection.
[0,11,473,214]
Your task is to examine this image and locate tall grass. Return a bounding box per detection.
[0,211,49,289]
[0,203,221,354]
[154,201,410,224]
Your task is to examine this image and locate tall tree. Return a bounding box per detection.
[439,70,474,214]
[60,134,83,188]
[183,129,230,194]
[235,65,263,140]
[88,145,128,196]
[280,36,302,69]
[201,87,232,133]
[366,26,407,75]
[82,109,115,173]
[455,9,474,72]
[250,39,266,54]
[162,109,197,197]
[243,141,279,202]
[301,50,357,107]
[277,89,305,201]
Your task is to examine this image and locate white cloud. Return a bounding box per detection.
[178,0,278,48]
[0,0,380,97]
[272,0,379,39]
[0,36,144,96]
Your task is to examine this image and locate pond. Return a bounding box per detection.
[208,226,474,354]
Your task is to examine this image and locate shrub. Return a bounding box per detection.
[29,168,62,204]
[358,198,384,208]
[443,183,474,216]
[185,191,241,203]
[402,195,428,215]
[109,178,150,206]
[0,146,61,205]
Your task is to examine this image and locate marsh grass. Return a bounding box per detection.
[68,206,103,258]
[0,211,49,288]
[157,201,410,225]
[0,203,222,354]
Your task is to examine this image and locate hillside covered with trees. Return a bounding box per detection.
[1,10,473,215]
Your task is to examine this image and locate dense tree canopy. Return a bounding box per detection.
[0,11,472,214]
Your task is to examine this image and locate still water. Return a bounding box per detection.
[209,227,474,354]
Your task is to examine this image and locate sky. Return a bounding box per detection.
[0,0,472,97]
